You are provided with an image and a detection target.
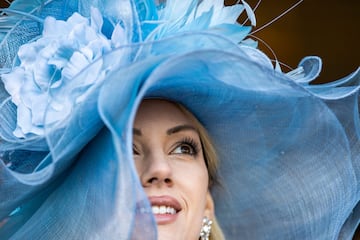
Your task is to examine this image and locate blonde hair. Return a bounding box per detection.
[177,103,225,240]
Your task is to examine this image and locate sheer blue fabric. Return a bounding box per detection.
[0,0,359,239]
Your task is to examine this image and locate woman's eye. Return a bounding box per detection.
[172,144,195,155]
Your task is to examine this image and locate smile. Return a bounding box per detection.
[148,195,182,224]
[152,205,177,215]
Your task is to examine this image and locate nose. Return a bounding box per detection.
[140,150,173,188]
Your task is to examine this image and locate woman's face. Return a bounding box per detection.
[133,99,214,240]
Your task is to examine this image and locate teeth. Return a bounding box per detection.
[151,205,177,215]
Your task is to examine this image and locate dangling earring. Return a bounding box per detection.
[200,216,212,240]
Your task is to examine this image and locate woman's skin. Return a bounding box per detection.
[133,99,214,240]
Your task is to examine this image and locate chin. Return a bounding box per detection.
[157,226,199,240]
[157,230,179,240]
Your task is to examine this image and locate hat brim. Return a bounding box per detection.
[2,45,358,239]
[98,49,358,238]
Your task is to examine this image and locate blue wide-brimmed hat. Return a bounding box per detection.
[0,0,359,239]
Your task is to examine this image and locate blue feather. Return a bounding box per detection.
[181,7,213,32]
[147,0,253,47]
[132,0,160,41]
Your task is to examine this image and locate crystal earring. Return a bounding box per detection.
[200,216,212,240]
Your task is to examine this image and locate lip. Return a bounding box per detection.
[149,195,182,225]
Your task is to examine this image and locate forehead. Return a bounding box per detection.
[134,99,193,126]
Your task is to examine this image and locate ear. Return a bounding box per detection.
[204,191,215,219]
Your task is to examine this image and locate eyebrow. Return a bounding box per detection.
[132,124,197,137]
[166,124,198,135]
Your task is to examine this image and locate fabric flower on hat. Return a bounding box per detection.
[0,0,257,140]
[1,7,126,138]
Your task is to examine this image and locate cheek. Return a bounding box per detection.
[184,168,209,240]
[133,157,142,176]
[133,157,148,184]
[179,161,209,203]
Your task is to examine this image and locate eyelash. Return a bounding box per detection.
[174,137,200,156]
[132,137,201,156]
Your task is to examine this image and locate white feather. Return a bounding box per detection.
[241,0,256,26]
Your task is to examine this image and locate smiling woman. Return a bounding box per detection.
[132,100,219,240]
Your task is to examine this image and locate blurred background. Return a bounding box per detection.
[226,0,359,84]
[1,0,360,237]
